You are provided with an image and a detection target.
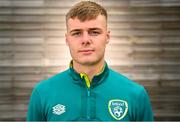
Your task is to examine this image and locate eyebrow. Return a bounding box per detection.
[69,29,81,34]
[89,28,102,31]
[69,27,102,33]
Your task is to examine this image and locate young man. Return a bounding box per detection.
[27,1,153,121]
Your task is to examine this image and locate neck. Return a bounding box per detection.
[73,60,105,81]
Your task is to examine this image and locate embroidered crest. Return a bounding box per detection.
[53,104,66,115]
[108,99,128,120]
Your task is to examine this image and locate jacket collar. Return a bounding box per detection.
[68,61,109,88]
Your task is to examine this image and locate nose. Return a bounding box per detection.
[81,32,91,45]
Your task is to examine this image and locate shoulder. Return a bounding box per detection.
[33,69,70,92]
[108,68,145,94]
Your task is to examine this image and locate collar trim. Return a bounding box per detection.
[68,61,109,88]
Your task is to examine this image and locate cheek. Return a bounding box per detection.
[69,45,75,52]
[68,43,78,54]
[67,38,74,48]
[96,43,106,54]
[98,38,108,48]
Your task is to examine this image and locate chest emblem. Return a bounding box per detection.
[108,99,128,120]
[52,104,66,115]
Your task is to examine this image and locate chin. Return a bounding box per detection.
[79,60,96,65]
[77,58,102,66]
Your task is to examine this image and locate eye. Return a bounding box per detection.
[71,32,81,36]
[89,31,100,36]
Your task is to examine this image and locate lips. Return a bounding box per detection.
[78,49,95,54]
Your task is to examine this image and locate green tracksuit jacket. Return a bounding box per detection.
[27,63,153,121]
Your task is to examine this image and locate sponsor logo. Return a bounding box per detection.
[52,104,66,115]
[108,99,128,120]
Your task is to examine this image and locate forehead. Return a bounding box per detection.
[67,15,107,31]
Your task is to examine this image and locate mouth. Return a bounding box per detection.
[78,49,95,55]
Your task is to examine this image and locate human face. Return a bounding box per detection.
[65,15,110,66]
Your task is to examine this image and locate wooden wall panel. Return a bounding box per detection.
[0,0,180,121]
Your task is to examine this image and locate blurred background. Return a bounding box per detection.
[0,0,180,121]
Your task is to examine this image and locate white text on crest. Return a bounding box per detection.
[112,102,124,106]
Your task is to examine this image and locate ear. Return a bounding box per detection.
[65,33,69,46]
[106,30,110,44]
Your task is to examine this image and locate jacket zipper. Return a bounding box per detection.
[80,73,91,120]
[87,88,91,119]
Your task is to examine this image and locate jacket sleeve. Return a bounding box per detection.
[26,86,46,121]
[136,87,154,121]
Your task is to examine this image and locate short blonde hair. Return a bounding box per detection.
[66,1,107,22]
